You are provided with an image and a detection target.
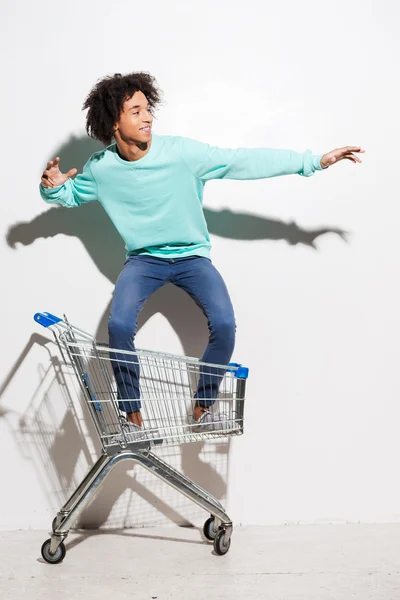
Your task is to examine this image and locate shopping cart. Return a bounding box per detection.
[34,311,248,564]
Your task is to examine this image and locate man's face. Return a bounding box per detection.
[114,90,153,144]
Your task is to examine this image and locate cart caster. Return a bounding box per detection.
[213,529,231,556]
[41,539,66,564]
[203,517,217,541]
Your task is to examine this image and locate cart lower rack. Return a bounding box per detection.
[34,311,248,563]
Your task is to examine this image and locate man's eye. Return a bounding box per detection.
[132,108,151,115]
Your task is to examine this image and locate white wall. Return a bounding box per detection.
[1,0,399,530]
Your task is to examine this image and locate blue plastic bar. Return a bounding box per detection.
[34,312,63,328]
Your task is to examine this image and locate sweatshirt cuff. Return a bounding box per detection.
[302,150,325,177]
[39,181,66,198]
[313,154,325,171]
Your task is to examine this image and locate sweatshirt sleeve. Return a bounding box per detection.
[181,137,324,181]
[39,157,98,208]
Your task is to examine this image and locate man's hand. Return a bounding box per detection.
[41,157,77,188]
[320,146,365,169]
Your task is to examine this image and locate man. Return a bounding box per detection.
[40,72,364,436]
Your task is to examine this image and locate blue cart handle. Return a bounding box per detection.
[34,312,63,328]
[228,362,249,379]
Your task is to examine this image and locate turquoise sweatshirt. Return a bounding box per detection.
[40,134,324,258]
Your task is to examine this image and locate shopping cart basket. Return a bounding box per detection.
[34,311,248,563]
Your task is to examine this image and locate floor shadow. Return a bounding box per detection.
[2,133,348,530]
[35,526,207,563]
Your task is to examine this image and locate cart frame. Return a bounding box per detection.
[34,311,248,562]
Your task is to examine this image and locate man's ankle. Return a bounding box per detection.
[193,404,207,421]
[127,411,143,427]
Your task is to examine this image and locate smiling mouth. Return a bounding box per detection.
[140,127,151,133]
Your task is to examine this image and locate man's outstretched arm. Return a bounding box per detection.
[181,137,365,181]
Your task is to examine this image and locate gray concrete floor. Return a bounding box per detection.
[0,524,399,599]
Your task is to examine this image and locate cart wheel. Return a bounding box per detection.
[41,539,66,564]
[203,517,217,541]
[213,529,231,556]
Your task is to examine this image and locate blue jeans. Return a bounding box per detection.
[108,255,236,413]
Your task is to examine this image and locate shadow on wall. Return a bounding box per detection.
[2,134,348,530]
[0,332,228,530]
[0,335,97,511]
